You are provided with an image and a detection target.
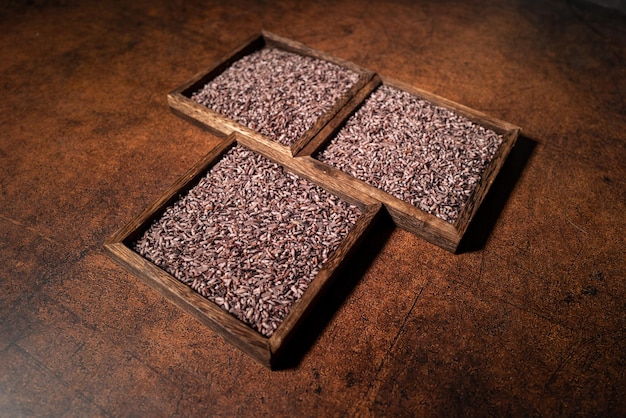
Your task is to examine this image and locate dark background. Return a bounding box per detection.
[1,0,624,416]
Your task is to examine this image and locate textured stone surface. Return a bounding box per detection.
[1,0,625,416]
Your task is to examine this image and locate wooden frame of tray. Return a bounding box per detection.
[298,74,521,253]
[167,31,375,158]
[104,134,383,368]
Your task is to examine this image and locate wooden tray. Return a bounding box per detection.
[299,75,520,253]
[167,31,375,157]
[104,134,382,368]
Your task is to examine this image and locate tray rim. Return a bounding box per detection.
[104,134,383,368]
[300,75,521,253]
[167,30,376,157]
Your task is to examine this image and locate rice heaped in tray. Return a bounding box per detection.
[317,85,503,223]
[191,47,360,147]
[134,145,360,337]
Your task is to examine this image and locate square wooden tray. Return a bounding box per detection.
[167,31,375,157]
[104,134,382,368]
[298,75,521,253]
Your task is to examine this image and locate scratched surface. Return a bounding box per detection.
[1,0,625,416]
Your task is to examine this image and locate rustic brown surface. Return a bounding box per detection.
[1,0,625,416]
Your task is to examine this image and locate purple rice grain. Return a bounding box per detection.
[133,145,360,337]
[191,47,360,147]
[317,85,503,223]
